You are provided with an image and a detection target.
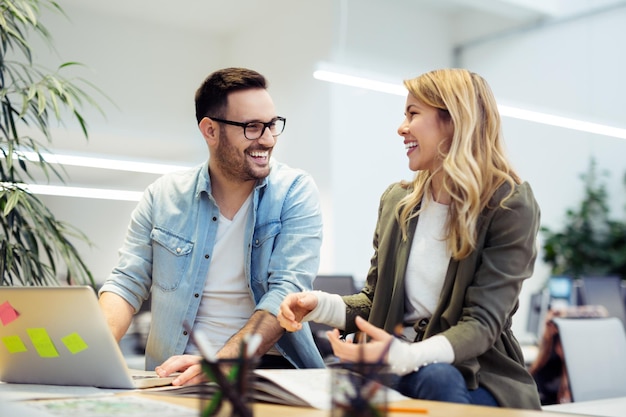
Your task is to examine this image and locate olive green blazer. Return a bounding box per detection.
[342,181,542,410]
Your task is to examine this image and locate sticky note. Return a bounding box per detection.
[27,328,59,358]
[0,301,19,326]
[1,335,27,353]
[61,332,88,354]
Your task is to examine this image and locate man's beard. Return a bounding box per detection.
[215,127,270,182]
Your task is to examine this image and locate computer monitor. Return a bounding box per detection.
[309,275,357,360]
[547,276,574,308]
[579,276,626,328]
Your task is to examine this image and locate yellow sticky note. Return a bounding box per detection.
[1,335,27,353]
[26,328,59,358]
[61,332,88,354]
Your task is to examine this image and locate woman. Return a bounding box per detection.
[278,68,542,409]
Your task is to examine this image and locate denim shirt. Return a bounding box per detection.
[99,159,325,370]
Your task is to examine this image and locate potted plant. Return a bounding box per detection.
[541,158,626,280]
[1,0,103,287]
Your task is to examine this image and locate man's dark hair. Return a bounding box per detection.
[194,67,267,124]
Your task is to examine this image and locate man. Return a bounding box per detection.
[98,67,325,386]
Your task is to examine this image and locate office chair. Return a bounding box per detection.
[309,275,357,335]
[579,276,626,328]
[526,290,547,338]
[553,317,626,402]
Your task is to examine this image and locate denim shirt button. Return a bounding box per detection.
[212,216,217,221]
[176,247,181,253]
[204,254,209,259]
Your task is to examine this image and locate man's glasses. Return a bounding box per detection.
[210,116,286,140]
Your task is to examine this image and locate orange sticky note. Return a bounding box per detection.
[1,335,27,353]
[27,328,59,358]
[0,301,19,326]
[62,332,88,354]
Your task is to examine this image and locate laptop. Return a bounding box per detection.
[0,286,173,389]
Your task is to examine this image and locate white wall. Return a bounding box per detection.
[325,0,453,278]
[34,0,337,280]
[23,1,626,337]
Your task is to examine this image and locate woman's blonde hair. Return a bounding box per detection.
[397,68,520,259]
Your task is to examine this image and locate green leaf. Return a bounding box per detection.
[3,187,21,216]
[1,0,104,288]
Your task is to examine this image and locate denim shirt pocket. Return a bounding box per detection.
[251,221,281,283]
[151,227,194,291]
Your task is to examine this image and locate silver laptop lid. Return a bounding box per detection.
[0,286,136,389]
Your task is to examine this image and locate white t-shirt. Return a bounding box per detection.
[186,195,255,357]
[305,195,455,374]
[403,198,451,326]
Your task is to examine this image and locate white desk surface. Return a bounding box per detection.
[543,396,626,417]
[1,381,603,417]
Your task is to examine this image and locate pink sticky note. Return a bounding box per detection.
[0,301,19,326]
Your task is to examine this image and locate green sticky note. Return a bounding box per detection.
[61,332,88,354]
[1,335,27,353]
[27,328,59,358]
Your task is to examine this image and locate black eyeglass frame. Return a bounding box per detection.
[209,116,286,140]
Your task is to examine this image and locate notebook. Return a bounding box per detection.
[0,286,173,389]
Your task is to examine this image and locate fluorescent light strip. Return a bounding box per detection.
[23,184,143,201]
[18,151,190,174]
[313,69,407,96]
[497,105,626,140]
[313,69,626,140]
[2,152,190,201]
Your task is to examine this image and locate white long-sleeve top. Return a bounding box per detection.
[304,198,455,375]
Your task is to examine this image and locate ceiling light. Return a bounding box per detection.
[313,66,626,140]
[21,184,143,201]
[497,105,626,140]
[16,151,190,174]
[313,69,407,96]
[2,151,187,201]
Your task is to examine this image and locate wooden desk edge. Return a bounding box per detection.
[137,392,597,417]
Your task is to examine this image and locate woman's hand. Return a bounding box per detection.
[327,316,394,363]
[277,292,319,332]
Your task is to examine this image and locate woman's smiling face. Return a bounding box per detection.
[397,94,454,173]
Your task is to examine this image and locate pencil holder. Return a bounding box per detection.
[199,357,257,417]
[329,362,390,417]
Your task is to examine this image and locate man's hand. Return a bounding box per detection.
[155,354,204,386]
[277,292,319,332]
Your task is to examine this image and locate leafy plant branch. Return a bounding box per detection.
[1,0,106,286]
[541,158,626,279]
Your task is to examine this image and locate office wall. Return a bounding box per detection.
[34,0,454,283]
[32,2,223,282]
[33,0,336,281]
[23,1,626,337]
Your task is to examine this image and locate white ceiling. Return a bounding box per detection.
[58,0,552,35]
[58,0,626,44]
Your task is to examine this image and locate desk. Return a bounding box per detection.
[1,381,598,417]
[139,391,598,417]
[543,396,626,417]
